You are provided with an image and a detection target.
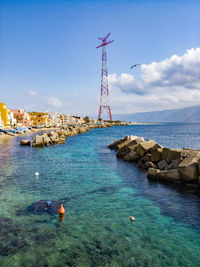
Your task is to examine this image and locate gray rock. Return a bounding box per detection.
[143,153,151,162]
[127,143,138,152]
[158,169,181,182]
[32,142,44,147]
[147,168,160,179]
[178,155,200,181]
[171,158,182,169]
[20,140,31,146]
[151,148,163,162]
[137,140,157,157]
[116,139,136,150]
[158,160,168,170]
[123,151,140,162]
[32,135,43,143]
[152,143,163,150]
[162,148,189,163]
[131,137,144,144]
[145,161,157,168]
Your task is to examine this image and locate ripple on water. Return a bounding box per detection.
[0,124,200,266]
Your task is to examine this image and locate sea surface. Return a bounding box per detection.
[0,122,200,267]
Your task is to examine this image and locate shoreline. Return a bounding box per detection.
[0,128,59,145]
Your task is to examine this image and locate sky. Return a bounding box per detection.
[0,0,200,119]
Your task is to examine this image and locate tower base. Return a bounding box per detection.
[98,105,112,121]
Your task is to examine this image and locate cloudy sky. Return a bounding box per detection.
[0,0,200,118]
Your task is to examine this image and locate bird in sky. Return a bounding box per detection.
[131,64,141,69]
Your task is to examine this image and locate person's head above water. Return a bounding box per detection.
[46,201,52,208]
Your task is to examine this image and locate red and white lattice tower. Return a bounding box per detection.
[96,33,114,121]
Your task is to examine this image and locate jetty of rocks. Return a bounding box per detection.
[109,135,200,192]
[20,121,132,147]
[20,125,90,147]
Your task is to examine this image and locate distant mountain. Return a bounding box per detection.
[113,106,200,122]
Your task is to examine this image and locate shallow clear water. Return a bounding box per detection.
[0,123,200,266]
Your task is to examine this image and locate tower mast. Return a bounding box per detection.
[96,33,114,121]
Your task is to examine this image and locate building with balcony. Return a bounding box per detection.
[29,112,48,127]
[48,112,62,127]
[11,109,30,126]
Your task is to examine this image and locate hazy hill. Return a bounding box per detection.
[114,106,200,122]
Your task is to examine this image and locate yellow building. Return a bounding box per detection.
[0,103,9,127]
[29,112,48,126]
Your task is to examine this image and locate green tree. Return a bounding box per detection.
[84,116,90,123]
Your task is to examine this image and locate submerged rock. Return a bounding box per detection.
[0,217,27,256]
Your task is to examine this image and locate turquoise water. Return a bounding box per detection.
[0,123,200,266]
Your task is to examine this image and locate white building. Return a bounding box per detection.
[48,112,61,126]
[8,110,17,127]
[61,114,76,125]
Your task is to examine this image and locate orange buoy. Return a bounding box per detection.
[130,216,135,221]
[59,204,65,215]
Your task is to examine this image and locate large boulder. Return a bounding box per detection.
[162,148,188,163]
[145,161,157,168]
[147,168,160,179]
[158,160,168,170]
[137,140,157,157]
[123,151,140,162]
[43,136,51,145]
[157,170,181,182]
[32,135,43,144]
[164,158,182,170]
[127,143,138,152]
[109,136,135,150]
[20,140,31,146]
[32,142,44,147]
[116,136,139,151]
[116,140,133,151]
[143,153,151,162]
[48,131,58,141]
[151,148,163,162]
[131,137,144,144]
[178,155,200,182]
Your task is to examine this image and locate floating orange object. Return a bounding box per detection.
[59,204,65,214]
[130,216,135,221]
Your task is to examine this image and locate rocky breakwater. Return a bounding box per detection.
[20,125,90,147]
[109,135,200,193]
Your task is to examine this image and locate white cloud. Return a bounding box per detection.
[141,48,200,89]
[47,97,63,108]
[109,73,144,95]
[28,90,37,96]
[109,47,200,114]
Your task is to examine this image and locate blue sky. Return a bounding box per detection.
[0,0,200,118]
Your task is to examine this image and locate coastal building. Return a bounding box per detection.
[48,112,62,127]
[8,110,17,127]
[72,116,85,124]
[12,109,31,126]
[0,103,9,127]
[29,112,48,127]
[61,114,77,125]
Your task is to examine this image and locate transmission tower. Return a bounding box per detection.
[96,33,114,121]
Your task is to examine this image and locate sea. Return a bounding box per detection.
[0,122,200,267]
